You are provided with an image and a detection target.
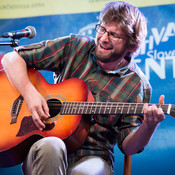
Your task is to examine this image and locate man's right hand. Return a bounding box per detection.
[23,86,50,130]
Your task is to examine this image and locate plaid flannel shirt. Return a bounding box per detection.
[16,33,152,168]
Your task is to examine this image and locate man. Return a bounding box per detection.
[2,1,165,175]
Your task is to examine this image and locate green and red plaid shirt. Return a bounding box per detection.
[16,33,152,168]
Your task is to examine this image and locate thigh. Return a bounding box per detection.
[67,156,114,175]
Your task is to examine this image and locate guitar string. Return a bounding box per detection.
[46,102,169,112]
[47,101,168,108]
[47,103,167,107]
[47,101,167,105]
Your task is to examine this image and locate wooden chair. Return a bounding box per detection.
[123,155,132,175]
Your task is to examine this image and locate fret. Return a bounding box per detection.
[91,103,96,114]
[127,103,131,114]
[106,102,113,114]
[122,103,129,114]
[67,102,72,114]
[95,103,99,114]
[120,103,124,114]
[167,104,171,115]
[64,102,68,114]
[128,103,136,114]
[97,102,102,114]
[85,102,89,114]
[114,103,118,114]
[89,102,94,114]
[70,102,74,114]
[99,102,105,114]
[102,102,107,114]
[161,104,167,114]
[60,102,65,114]
[81,102,86,114]
[108,103,113,114]
[110,102,116,114]
[141,104,144,114]
[137,104,144,114]
[157,104,161,108]
[77,102,81,114]
[72,102,78,114]
[107,103,111,114]
[162,105,168,113]
[134,103,138,114]
[115,103,122,114]
[76,102,80,114]
[63,102,68,114]
[78,102,82,114]
[158,104,169,114]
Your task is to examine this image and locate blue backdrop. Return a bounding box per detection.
[0,2,175,175]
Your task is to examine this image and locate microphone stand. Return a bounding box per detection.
[0,39,19,47]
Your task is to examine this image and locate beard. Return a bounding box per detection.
[94,49,125,63]
[94,41,127,63]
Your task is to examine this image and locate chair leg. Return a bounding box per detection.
[123,155,132,175]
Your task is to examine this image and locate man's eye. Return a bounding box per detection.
[110,32,120,38]
[100,28,105,32]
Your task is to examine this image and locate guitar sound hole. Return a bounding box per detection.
[47,99,62,118]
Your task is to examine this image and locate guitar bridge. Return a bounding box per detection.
[10,95,23,124]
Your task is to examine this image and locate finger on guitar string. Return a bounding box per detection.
[143,102,165,126]
[157,107,165,122]
[144,104,155,120]
[32,110,46,131]
[36,99,50,120]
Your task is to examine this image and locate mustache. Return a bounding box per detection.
[98,40,113,50]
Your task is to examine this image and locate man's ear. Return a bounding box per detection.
[126,44,136,57]
[127,45,136,52]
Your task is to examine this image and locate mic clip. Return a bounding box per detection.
[0,38,20,47]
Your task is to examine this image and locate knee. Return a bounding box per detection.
[33,137,67,159]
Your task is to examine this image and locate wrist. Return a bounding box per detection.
[142,120,159,132]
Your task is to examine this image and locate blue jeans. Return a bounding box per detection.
[22,137,114,175]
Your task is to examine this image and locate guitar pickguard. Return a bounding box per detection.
[16,116,39,137]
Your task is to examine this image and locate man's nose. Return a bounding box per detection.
[100,32,110,42]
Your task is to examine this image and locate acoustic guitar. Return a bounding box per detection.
[0,69,174,168]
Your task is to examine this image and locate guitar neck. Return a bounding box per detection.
[60,102,174,116]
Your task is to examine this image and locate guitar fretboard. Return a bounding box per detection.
[60,102,172,115]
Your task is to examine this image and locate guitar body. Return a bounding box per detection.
[0,69,92,167]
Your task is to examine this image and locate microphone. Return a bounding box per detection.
[1,26,36,39]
